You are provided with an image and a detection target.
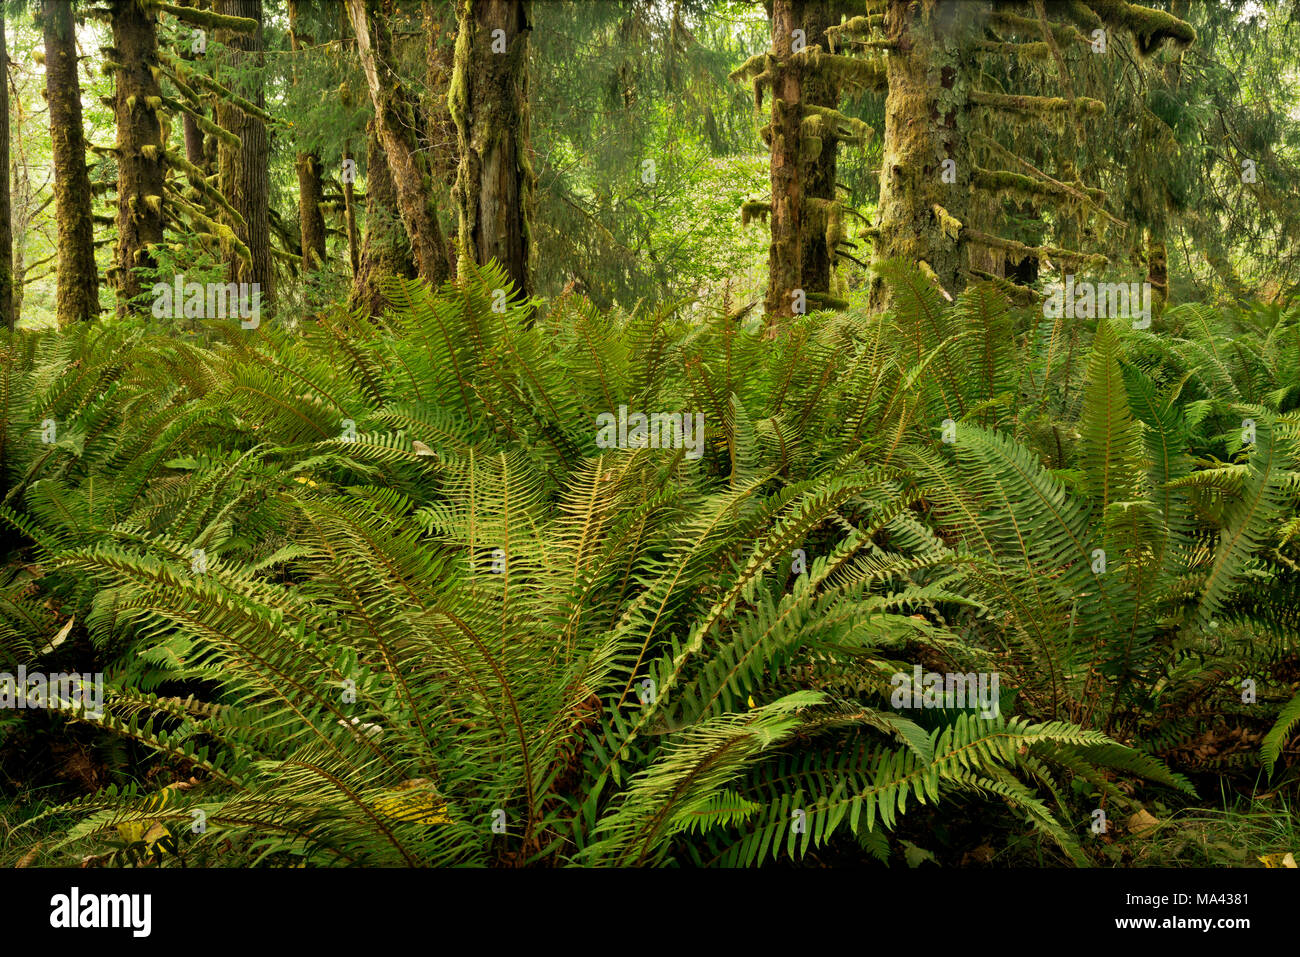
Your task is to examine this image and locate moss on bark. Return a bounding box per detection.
[348,0,451,288]
[42,0,100,326]
[215,0,275,307]
[111,0,167,315]
[450,0,534,303]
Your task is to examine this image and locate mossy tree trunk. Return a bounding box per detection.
[9,78,35,327]
[449,0,534,301]
[42,0,99,326]
[869,0,982,311]
[347,0,450,287]
[764,0,803,326]
[110,0,166,315]
[342,139,360,279]
[289,0,326,272]
[1146,232,1168,304]
[423,0,459,265]
[797,0,841,302]
[733,0,873,331]
[215,0,274,307]
[296,152,326,272]
[0,7,12,331]
[351,120,417,315]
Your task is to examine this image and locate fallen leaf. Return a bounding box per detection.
[39,616,75,656]
[15,844,41,868]
[1127,809,1160,835]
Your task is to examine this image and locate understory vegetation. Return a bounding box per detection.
[0,0,1297,870]
[1,260,1297,866]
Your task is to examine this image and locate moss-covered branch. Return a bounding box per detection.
[973,166,1103,204]
[165,149,247,230]
[167,189,251,265]
[791,49,887,93]
[160,54,278,127]
[970,268,1041,304]
[970,91,1105,115]
[1082,0,1196,53]
[160,95,239,149]
[149,1,258,34]
[740,200,771,226]
[989,10,1088,45]
[801,105,874,146]
[971,133,1126,228]
[964,227,1109,269]
[973,39,1051,58]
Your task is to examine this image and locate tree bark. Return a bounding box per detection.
[215,0,274,308]
[764,0,803,327]
[798,0,841,303]
[423,0,459,272]
[0,8,13,331]
[289,0,326,272]
[177,0,210,170]
[449,0,533,301]
[351,120,417,314]
[110,0,166,315]
[347,0,450,287]
[1146,230,1168,306]
[342,139,360,278]
[869,0,981,311]
[42,0,99,326]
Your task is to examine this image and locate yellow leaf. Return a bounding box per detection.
[116,820,172,847]
[1259,852,1297,868]
[371,778,452,825]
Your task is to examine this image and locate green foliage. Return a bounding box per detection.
[10,262,1296,868]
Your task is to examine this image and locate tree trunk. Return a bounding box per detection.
[1146,230,1168,306]
[342,139,360,278]
[182,106,206,169]
[42,0,99,326]
[10,75,36,329]
[351,121,417,315]
[449,0,533,301]
[289,0,326,272]
[869,0,980,311]
[764,0,803,327]
[0,8,13,331]
[347,0,450,287]
[177,0,210,170]
[110,0,166,315]
[423,0,459,270]
[296,153,326,272]
[798,0,841,303]
[215,0,274,308]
